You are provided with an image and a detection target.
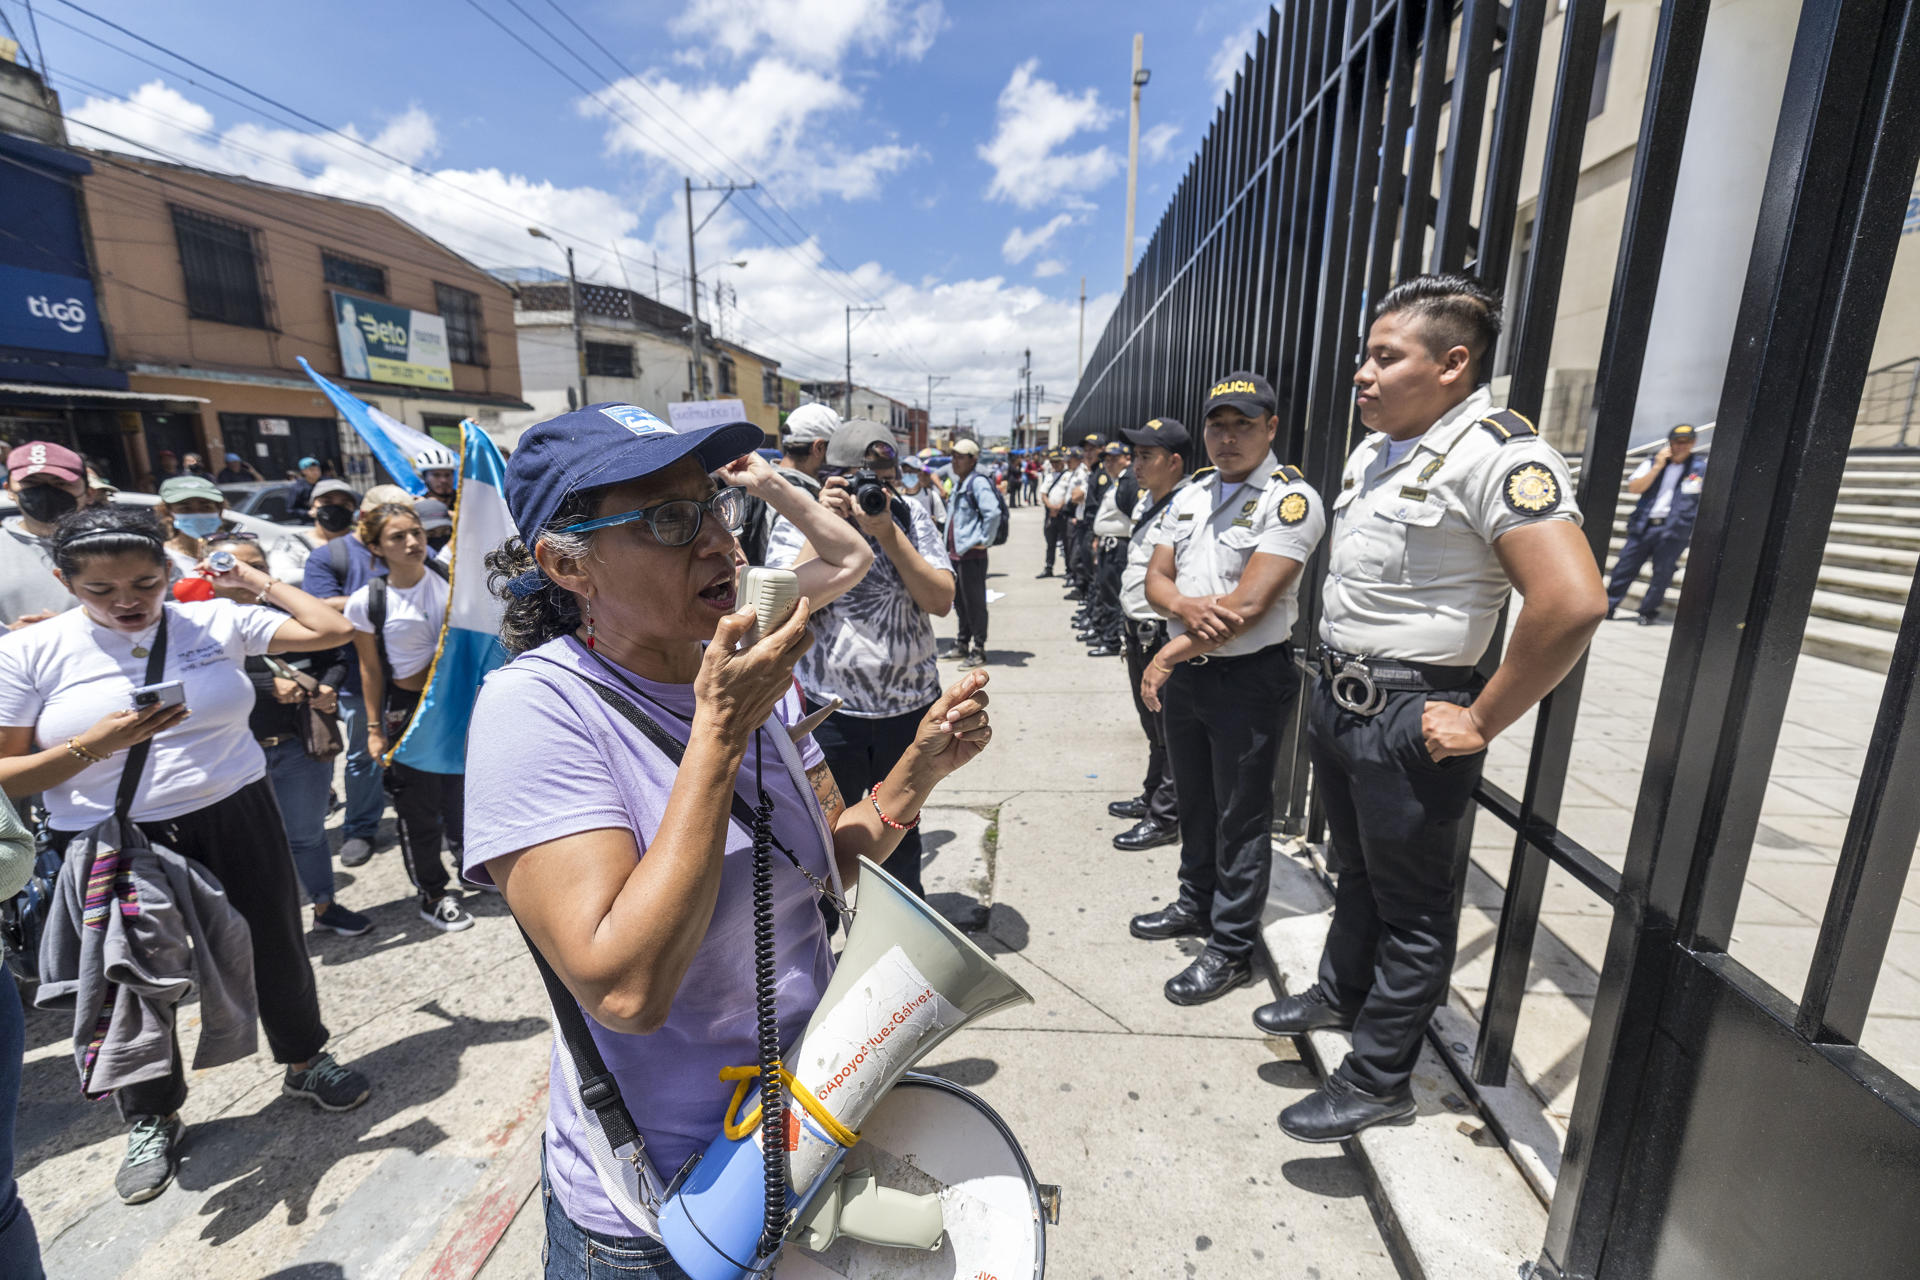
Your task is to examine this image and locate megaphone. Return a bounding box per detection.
[658,856,1033,1279]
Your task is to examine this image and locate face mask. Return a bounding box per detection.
[427,530,452,553]
[314,504,354,533]
[173,514,223,539]
[15,485,78,525]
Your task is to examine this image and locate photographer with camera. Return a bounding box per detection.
[794,420,956,898]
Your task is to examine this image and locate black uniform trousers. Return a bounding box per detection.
[52,779,331,1121]
[1606,517,1693,619]
[1042,510,1069,573]
[1090,536,1126,644]
[1306,677,1486,1095]
[1068,519,1095,592]
[1160,643,1294,961]
[1121,622,1178,826]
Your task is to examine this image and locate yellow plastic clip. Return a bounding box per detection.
[718,1064,861,1149]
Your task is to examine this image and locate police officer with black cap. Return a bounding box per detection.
[1065,434,1104,602]
[1107,417,1190,850]
[1130,371,1325,1005]
[1083,441,1136,654]
[1262,273,1606,1142]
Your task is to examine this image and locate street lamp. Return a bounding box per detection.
[529,227,587,411]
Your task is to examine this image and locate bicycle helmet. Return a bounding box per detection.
[413,443,459,474]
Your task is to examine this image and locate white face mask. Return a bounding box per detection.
[900,473,922,492]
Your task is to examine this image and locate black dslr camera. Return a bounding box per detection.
[844,468,891,516]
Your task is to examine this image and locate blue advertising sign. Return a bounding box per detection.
[0,264,107,357]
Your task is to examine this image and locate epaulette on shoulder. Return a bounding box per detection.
[1191,465,1216,479]
[1270,463,1306,484]
[1478,409,1539,444]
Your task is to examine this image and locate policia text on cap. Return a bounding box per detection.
[1257,274,1607,1144]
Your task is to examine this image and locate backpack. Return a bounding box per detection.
[367,559,450,737]
[964,473,1010,547]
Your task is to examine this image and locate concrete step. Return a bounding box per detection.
[1802,615,1899,672]
[1829,502,1920,527]
[1821,542,1919,576]
[1827,519,1920,550]
[1818,563,1916,605]
[1613,562,1909,631]
[1836,485,1920,506]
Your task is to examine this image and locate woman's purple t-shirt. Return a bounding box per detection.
[461,635,836,1239]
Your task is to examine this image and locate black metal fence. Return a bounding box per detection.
[1065,0,1920,1274]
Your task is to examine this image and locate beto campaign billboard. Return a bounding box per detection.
[1,264,107,358]
[331,291,452,390]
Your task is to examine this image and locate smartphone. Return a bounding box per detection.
[737,567,800,648]
[131,680,186,712]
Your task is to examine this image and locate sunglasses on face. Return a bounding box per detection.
[559,487,746,547]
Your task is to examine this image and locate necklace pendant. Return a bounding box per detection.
[131,645,150,658]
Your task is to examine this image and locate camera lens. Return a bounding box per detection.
[857,485,889,516]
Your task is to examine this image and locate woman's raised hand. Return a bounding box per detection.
[910,669,993,777]
[696,595,814,747]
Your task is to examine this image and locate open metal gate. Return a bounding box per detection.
[1063,0,1920,1274]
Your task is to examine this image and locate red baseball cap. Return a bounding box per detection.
[6,441,84,485]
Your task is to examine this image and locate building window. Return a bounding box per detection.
[434,282,488,366]
[1589,18,1618,120]
[717,357,737,396]
[170,206,268,329]
[586,340,635,379]
[763,369,779,405]
[322,252,387,296]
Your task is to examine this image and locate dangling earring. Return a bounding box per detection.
[584,600,597,650]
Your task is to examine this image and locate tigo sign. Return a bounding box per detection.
[1,264,106,357]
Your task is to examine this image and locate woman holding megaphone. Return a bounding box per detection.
[464,404,994,1280]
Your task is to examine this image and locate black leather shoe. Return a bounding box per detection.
[1076,631,1100,644]
[1164,951,1254,1006]
[1253,984,1356,1035]
[1064,588,1085,601]
[1108,796,1148,820]
[1278,1074,1416,1143]
[1128,903,1207,940]
[1113,818,1179,850]
[1087,644,1122,658]
[1035,570,1054,579]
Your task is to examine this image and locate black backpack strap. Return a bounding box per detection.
[368,576,393,690]
[427,557,450,581]
[517,922,645,1158]
[114,613,170,819]
[327,535,351,585]
[579,677,770,842]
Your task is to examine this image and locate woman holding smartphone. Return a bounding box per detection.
[0,506,372,1208]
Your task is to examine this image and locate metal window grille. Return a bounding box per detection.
[585,341,635,379]
[434,282,488,366]
[717,356,737,396]
[321,252,387,297]
[170,205,267,329]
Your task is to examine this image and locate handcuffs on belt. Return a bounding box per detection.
[1323,654,1389,717]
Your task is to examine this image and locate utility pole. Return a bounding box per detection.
[844,304,884,417]
[1023,350,1034,449]
[1077,276,1087,380]
[1124,35,1151,281]
[528,228,586,410]
[683,177,756,400]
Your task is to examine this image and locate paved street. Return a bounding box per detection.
[16,504,1405,1279]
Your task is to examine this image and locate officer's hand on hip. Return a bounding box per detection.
[1422,700,1488,762]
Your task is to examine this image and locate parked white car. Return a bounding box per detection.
[0,491,317,583]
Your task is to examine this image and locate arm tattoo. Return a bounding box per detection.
[808,761,846,824]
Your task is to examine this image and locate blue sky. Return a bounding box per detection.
[6,0,1276,430]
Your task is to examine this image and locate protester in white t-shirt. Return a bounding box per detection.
[0,505,370,1207]
[344,503,470,933]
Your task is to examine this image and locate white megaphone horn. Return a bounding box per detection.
[658,856,1033,1279]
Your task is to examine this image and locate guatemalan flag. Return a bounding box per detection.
[390,420,516,773]
[296,356,442,496]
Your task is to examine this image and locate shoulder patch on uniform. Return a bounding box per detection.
[1503,461,1560,515]
[1478,409,1539,444]
[1270,463,1306,484]
[1190,466,1216,480]
[1277,492,1310,526]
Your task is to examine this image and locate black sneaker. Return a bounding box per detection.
[116,1113,183,1204]
[283,1052,371,1112]
[419,893,475,932]
[313,902,373,937]
[958,648,986,671]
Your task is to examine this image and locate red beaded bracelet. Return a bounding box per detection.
[868,783,921,831]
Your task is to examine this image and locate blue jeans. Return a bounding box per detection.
[0,978,44,1279]
[338,689,385,842]
[542,1153,688,1279]
[264,737,336,905]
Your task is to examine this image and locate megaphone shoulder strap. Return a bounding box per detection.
[516,921,646,1157]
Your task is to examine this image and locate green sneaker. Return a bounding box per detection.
[283,1052,370,1112]
[116,1113,183,1204]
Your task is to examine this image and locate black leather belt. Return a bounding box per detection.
[1317,647,1476,716]
[257,734,296,748]
[1189,640,1291,669]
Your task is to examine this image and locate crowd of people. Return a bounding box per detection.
[0,271,1712,1278]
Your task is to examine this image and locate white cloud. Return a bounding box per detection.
[64,80,1110,435]
[1032,259,1066,278]
[1209,26,1259,95]
[978,60,1119,210]
[674,0,945,66]
[1141,121,1180,163]
[1001,213,1073,265]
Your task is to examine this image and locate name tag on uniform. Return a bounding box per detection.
[1176,512,1194,521]
[1399,485,1428,501]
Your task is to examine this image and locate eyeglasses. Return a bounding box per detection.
[559,487,746,546]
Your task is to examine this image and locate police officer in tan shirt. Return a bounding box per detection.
[1262,273,1607,1143]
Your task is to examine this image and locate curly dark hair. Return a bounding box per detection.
[1372,272,1504,383]
[50,505,168,577]
[486,488,602,655]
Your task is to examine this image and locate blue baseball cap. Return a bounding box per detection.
[504,402,763,540]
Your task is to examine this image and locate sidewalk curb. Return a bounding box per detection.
[1260,854,1546,1280]
[409,1083,547,1280]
